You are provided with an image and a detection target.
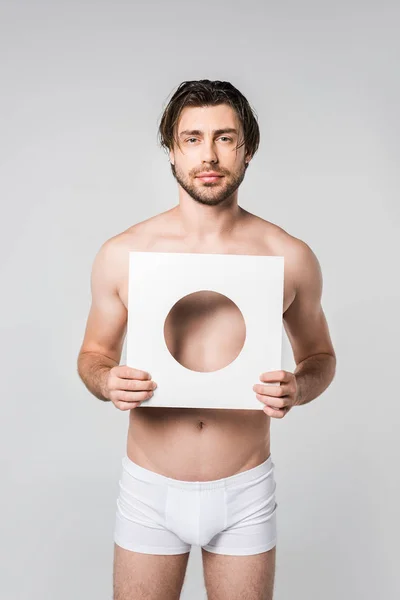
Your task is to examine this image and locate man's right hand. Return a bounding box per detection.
[103,365,157,410]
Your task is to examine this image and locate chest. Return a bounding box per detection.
[118,235,296,314]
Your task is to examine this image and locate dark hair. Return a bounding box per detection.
[157,79,260,160]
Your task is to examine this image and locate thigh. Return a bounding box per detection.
[202,545,276,600]
[113,543,190,600]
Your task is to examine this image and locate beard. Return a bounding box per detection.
[170,161,248,206]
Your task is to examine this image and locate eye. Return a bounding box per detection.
[185,136,232,144]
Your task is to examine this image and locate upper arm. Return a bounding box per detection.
[78,238,127,364]
[283,240,336,366]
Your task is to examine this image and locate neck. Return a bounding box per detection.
[170,195,246,242]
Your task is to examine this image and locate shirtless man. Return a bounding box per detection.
[77,79,336,600]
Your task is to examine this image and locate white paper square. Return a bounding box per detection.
[127,252,284,410]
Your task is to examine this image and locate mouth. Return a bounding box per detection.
[196,174,224,183]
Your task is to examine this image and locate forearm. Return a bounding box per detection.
[77,351,118,402]
[294,352,336,406]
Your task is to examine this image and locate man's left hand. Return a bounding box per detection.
[253,370,299,418]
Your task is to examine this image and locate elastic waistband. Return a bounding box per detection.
[121,454,274,490]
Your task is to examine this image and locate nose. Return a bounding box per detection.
[200,138,218,164]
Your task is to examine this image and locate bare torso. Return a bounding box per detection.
[115,207,297,481]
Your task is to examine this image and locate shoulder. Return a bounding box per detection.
[253,215,322,295]
[276,231,323,303]
[253,214,315,257]
[91,213,169,292]
[287,237,322,295]
[90,223,147,291]
[97,214,160,257]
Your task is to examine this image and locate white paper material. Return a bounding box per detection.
[127,252,284,410]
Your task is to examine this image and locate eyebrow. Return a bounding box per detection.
[178,128,239,138]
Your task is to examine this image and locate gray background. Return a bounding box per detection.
[1,1,399,598]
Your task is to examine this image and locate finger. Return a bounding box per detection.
[259,370,287,383]
[117,366,152,380]
[117,390,154,403]
[255,393,286,410]
[262,403,287,419]
[253,383,286,397]
[117,379,157,392]
[115,400,144,411]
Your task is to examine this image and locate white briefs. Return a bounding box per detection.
[114,453,278,556]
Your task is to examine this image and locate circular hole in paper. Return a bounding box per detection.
[163,290,246,373]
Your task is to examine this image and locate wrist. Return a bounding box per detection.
[99,367,112,401]
[294,374,303,406]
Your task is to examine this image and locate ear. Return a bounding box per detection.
[245,150,252,165]
[169,148,175,165]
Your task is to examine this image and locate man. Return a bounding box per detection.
[77,79,336,600]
